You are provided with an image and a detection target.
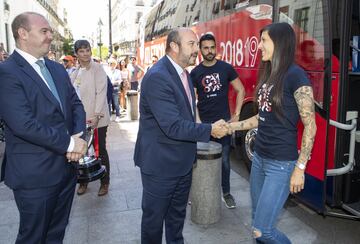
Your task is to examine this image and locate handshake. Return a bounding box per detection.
[210,119,234,139]
[66,131,88,162]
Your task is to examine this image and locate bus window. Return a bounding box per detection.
[330,1,343,71]
[350,0,360,72]
[278,0,326,108]
[199,0,273,23]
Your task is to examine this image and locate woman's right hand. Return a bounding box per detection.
[228,122,237,134]
[229,114,259,131]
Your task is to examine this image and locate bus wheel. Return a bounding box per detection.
[238,103,257,171]
[243,128,257,171]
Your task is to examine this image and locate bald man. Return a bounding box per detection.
[134,28,228,243]
[0,12,86,243]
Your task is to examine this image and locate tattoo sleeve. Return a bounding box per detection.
[294,86,317,166]
[232,114,259,131]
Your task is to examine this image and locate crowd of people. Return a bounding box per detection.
[0,11,317,244]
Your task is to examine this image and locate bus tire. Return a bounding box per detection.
[238,103,257,171]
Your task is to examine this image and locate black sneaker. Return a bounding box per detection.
[222,193,236,209]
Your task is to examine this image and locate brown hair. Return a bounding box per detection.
[165,29,181,54]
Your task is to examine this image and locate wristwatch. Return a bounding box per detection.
[296,162,306,170]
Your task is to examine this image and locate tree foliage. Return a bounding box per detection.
[63,38,74,55]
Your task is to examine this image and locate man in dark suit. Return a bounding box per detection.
[134,28,228,244]
[0,12,87,244]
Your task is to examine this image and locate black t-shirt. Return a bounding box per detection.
[254,64,311,161]
[190,60,238,122]
[190,60,238,146]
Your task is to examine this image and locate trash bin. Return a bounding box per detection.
[126,90,139,120]
[190,141,222,225]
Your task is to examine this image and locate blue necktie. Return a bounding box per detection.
[35,60,63,110]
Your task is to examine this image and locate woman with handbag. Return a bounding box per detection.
[119,59,130,112]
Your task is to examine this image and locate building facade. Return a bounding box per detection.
[111,0,159,57]
[0,0,70,59]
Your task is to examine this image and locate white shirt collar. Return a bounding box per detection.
[15,48,50,89]
[15,48,44,65]
[166,55,184,77]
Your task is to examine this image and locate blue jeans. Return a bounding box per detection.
[112,89,120,116]
[130,81,139,91]
[250,152,296,244]
[221,144,231,194]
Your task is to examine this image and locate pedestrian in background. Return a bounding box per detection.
[229,22,317,243]
[190,33,245,209]
[71,39,111,196]
[106,58,122,122]
[119,59,130,112]
[128,56,144,91]
[0,12,87,243]
[146,54,159,72]
[0,42,8,62]
[62,55,76,75]
[134,27,229,243]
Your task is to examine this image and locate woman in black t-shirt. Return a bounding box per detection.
[230,23,317,243]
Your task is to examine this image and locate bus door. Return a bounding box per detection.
[326,0,360,218]
[275,0,331,214]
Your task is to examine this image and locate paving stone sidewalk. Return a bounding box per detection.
[1,117,360,244]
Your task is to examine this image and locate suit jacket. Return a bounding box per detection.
[0,119,4,181]
[0,51,86,189]
[134,56,211,177]
[70,61,110,128]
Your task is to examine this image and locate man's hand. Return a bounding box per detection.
[211,119,229,139]
[66,152,83,162]
[67,132,87,162]
[88,116,100,129]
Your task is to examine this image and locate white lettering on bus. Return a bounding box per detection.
[220,36,259,67]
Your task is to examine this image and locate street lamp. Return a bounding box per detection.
[97,18,103,60]
[108,0,112,55]
[3,1,10,53]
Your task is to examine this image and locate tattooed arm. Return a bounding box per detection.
[229,114,259,132]
[290,85,317,194]
[295,86,317,167]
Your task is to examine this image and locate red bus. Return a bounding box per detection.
[137,0,360,219]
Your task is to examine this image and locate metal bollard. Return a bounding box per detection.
[126,90,139,120]
[190,141,222,225]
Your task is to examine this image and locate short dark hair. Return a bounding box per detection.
[11,12,43,41]
[199,33,216,48]
[74,40,91,54]
[165,29,181,53]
